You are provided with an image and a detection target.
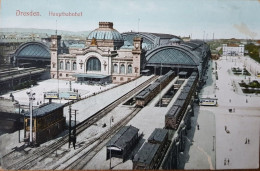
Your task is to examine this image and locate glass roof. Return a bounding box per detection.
[146,46,199,66]
[17,44,50,58]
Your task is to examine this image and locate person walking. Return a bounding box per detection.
[224,158,226,166]
[197,124,200,130]
[245,138,248,144]
[227,159,230,165]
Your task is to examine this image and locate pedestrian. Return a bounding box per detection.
[246,99,248,103]
[248,139,250,144]
[245,138,248,144]
[225,126,227,131]
[229,99,231,103]
[197,124,200,130]
[227,159,229,165]
[224,158,226,165]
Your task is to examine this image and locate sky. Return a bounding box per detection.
[0,0,259,39]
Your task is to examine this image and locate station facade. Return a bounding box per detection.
[50,22,144,84]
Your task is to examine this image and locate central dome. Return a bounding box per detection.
[87,22,123,41]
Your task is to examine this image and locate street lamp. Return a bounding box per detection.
[212,136,215,151]
[109,116,114,170]
[26,86,35,146]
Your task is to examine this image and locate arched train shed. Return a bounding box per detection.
[13,42,51,68]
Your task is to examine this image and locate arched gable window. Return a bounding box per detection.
[113,64,118,73]
[66,61,70,70]
[59,61,64,70]
[127,65,132,74]
[72,62,77,70]
[87,57,101,71]
[120,64,125,74]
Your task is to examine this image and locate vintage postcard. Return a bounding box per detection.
[0,0,259,170]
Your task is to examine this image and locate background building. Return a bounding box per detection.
[223,44,244,56]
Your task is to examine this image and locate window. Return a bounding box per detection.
[87,57,101,71]
[66,61,70,70]
[120,77,124,81]
[52,63,56,68]
[128,65,132,74]
[113,64,118,73]
[72,62,77,70]
[113,77,116,80]
[59,61,64,70]
[59,73,62,77]
[120,64,125,74]
[66,74,69,77]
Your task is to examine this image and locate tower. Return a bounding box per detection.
[132,37,143,77]
[50,35,61,79]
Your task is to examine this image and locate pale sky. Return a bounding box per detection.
[0,0,259,39]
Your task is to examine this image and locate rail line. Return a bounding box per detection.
[4,75,158,170]
[62,107,142,170]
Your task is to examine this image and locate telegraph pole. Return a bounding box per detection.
[68,103,78,149]
[26,87,35,146]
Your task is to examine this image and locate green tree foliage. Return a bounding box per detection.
[245,43,260,63]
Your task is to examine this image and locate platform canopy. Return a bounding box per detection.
[73,73,109,79]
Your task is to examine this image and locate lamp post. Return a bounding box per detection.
[26,87,35,145]
[109,116,113,170]
[212,136,215,151]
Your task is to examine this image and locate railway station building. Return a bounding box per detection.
[10,22,210,86]
[50,22,211,84]
[106,125,139,161]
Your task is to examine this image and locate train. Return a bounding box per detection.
[135,70,175,107]
[165,72,198,129]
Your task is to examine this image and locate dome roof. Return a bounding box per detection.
[87,22,123,41]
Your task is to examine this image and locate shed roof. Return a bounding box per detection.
[133,142,160,165]
[148,128,168,144]
[107,125,139,150]
[24,103,64,117]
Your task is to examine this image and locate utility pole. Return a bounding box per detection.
[68,104,71,148]
[68,103,78,149]
[159,62,162,107]
[26,87,35,146]
[138,18,140,33]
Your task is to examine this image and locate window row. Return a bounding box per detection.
[59,61,77,70]
[113,64,132,74]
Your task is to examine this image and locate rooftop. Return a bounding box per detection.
[87,22,123,41]
[107,125,139,150]
[24,103,64,117]
[133,142,160,165]
[148,128,168,144]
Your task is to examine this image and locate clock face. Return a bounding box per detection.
[52,40,56,45]
[135,43,139,48]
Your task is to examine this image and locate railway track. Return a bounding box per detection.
[4,75,158,170]
[62,107,142,170]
